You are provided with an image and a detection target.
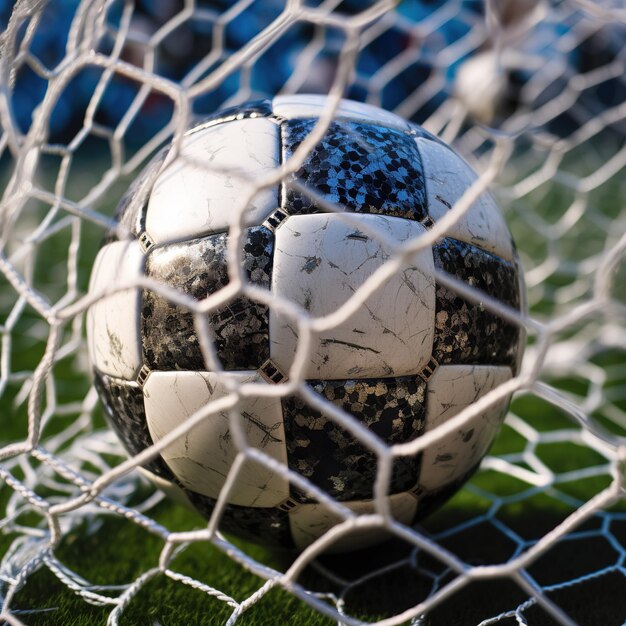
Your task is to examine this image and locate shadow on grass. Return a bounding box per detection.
[294,501,626,626]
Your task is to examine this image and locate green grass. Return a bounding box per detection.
[2,508,330,626]
[5,488,625,625]
[2,144,626,626]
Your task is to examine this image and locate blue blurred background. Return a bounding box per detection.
[1,0,625,146]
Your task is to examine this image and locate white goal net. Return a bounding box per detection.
[1,1,625,625]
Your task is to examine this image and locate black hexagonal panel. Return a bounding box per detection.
[283,376,427,503]
[142,226,273,371]
[432,238,521,368]
[281,119,428,221]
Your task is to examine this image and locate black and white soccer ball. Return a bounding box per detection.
[87,95,525,552]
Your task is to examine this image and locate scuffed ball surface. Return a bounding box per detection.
[87,95,525,552]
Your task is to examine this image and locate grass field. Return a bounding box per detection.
[1,138,626,626]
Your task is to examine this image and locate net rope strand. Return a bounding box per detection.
[1,1,626,625]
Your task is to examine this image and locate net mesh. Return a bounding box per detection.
[1,1,625,625]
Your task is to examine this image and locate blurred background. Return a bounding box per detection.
[3,0,626,145]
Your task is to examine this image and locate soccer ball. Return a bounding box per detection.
[87,95,525,552]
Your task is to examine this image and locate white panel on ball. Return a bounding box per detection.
[416,138,514,262]
[145,118,280,244]
[419,365,512,491]
[272,94,412,131]
[270,213,436,380]
[143,370,289,507]
[86,240,144,380]
[289,492,417,552]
